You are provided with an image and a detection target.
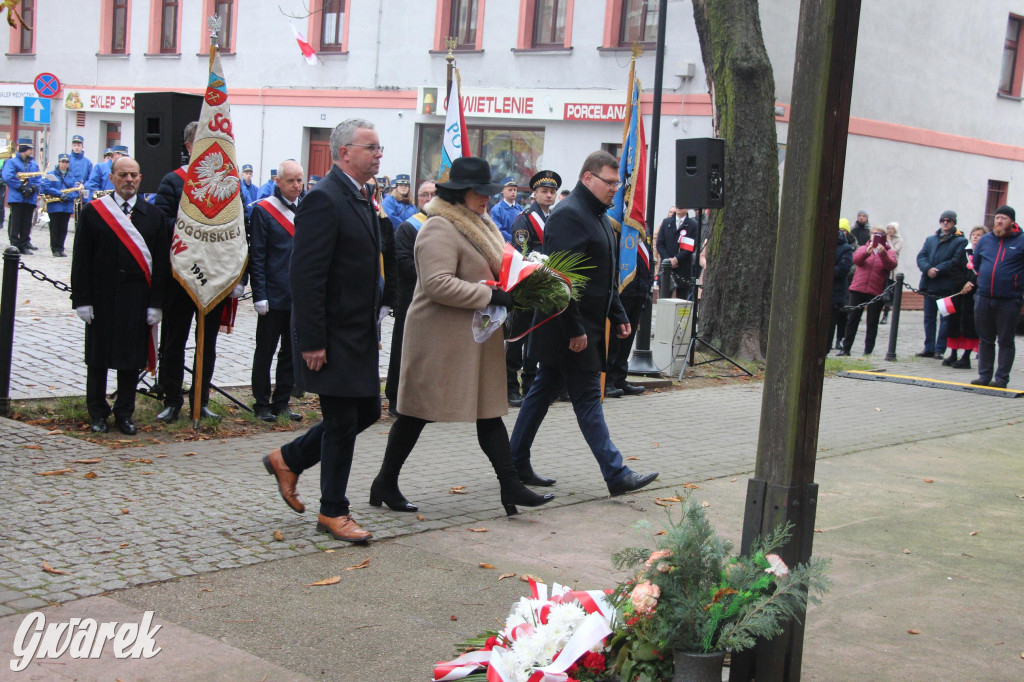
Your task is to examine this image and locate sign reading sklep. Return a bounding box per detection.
[63,88,136,113]
[417,87,630,122]
[10,611,162,672]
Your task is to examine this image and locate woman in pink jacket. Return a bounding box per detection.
[838,225,899,356]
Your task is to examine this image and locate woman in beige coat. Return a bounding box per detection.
[370,157,554,516]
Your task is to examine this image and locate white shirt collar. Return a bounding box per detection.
[114,193,138,209]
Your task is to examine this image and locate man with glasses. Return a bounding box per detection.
[385,179,436,414]
[915,209,967,358]
[508,151,659,498]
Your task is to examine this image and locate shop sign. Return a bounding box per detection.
[0,84,39,105]
[62,88,135,113]
[418,87,629,122]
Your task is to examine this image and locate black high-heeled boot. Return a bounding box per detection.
[499,478,555,516]
[476,417,554,516]
[369,477,418,512]
[369,416,423,512]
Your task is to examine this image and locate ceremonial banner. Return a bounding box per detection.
[171,45,247,313]
[438,68,470,181]
[609,72,648,293]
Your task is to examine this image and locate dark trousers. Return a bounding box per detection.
[158,280,226,409]
[251,308,294,412]
[509,363,628,485]
[8,203,34,249]
[86,366,138,420]
[607,295,645,388]
[280,394,380,517]
[842,290,884,354]
[384,307,407,409]
[922,295,949,354]
[829,305,847,352]
[505,309,537,392]
[48,212,71,252]
[974,294,1019,385]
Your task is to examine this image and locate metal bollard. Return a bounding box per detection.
[0,247,21,416]
[885,273,904,362]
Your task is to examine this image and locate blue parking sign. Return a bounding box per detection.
[22,97,51,125]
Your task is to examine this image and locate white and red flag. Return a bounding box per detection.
[290,24,318,66]
[678,231,695,252]
[937,296,957,317]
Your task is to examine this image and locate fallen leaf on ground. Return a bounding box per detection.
[653,530,667,536]
[478,563,496,569]
[652,443,659,447]
[73,458,101,464]
[346,558,371,571]
[324,549,335,553]
[654,500,672,507]
[25,419,51,425]
[626,456,640,460]
[273,530,284,541]
[129,458,154,464]
[520,574,544,583]
[449,486,468,494]
[139,472,153,475]
[498,573,516,581]
[200,587,212,592]
[923,478,934,483]
[84,472,98,479]
[37,468,73,476]
[730,477,737,482]
[682,483,700,490]
[701,501,710,507]
[814,528,823,533]
[120,543,129,549]
[657,496,682,503]
[468,528,488,533]
[45,430,64,435]
[120,508,129,515]
[306,576,341,586]
[969,531,978,536]
[182,452,197,457]
[416,514,426,521]
[903,549,911,554]
[42,561,69,575]
[907,629,920,635]
[23,445,43,450]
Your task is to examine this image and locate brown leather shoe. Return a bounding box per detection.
[262,449,304,514]
[316,514,372,543]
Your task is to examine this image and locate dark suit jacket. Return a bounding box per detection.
[526,182,628,373]
[657,215,695,279]
[154,169,185,236]
[71,198,169,369]
[290,165,383,398]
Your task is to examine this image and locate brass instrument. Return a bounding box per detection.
[17,170,46,181]
[43,184,85,204]
[92,189,114,199]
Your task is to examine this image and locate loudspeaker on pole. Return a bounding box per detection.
[134,92,204,194]
[675,137,725,209]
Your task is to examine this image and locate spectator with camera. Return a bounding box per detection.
[838,226,897,356]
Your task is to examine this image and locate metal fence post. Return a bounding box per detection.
[884,273,904,362]
[0,247,22,416]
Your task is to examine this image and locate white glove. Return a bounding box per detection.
[377,306,390,324]
[76,306,94,324]
[230,284,245,298]
[254,300,269,316]
[146,308,162,325]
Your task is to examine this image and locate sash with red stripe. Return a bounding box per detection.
[173,166,187,181]
[92,195,158,371]
[258,196,295,236]
[527,211,545,244]
[638,240,650,269]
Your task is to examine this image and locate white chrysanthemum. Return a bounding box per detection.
[525,251,549,264]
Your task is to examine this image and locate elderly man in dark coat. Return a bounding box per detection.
[508,151,659,497]
[260,119,386,543]
[71,157,168,435]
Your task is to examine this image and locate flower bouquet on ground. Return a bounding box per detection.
[606,496,830,682]
[434,579,616,681]
[473,243,590,342]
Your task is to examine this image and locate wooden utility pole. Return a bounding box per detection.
[730,1,862,680]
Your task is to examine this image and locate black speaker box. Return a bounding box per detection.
[675,138,725,209]
[134,92,204,193]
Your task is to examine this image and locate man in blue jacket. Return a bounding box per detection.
[41,154,81,256]
[970,205,1022,389]
[249,160,305,422]
[68,135,93,189]
[1,138,41,253]
[489,177,522,242]
[256,169,277,201]
[239,163,259,220]
[85,145,128,199]
[915,209,968,358]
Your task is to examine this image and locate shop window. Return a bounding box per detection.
[999,14,1023,97]
[434,0,485,52]
[416,124,544,202]
[984,180,1009,227]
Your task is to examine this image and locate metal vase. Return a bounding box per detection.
[671,649,726,682]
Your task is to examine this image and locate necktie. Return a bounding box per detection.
[122,201,131,216]
[360,187,368,199]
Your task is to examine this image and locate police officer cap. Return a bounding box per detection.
[530,170,561,191]
[58,153,70,161]
[241,163,254,172]
[394,174,411,185]
[71,135,84,144]
[502,177,517,188]
[111,144,129,155]
[103,147,113,157]
[270,169,278,177]
[309,174,322,183]
[17,138,33,152]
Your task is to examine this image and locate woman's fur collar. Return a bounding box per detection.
[424,197,505,273]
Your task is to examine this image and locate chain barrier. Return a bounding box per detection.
[841,280,897,312]
[17,261,73,293]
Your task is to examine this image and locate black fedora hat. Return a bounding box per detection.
[437,157,504,195]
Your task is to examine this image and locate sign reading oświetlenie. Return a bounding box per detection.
[416,86,630,122]
[10,611,162,672]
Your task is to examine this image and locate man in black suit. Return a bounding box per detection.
[656,206,696,299]
[261,118,385,543]
[71,157,168,435]
[509,151,659,497]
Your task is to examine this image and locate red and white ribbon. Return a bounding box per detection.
[434,650,492,681]
[484,242,540,292]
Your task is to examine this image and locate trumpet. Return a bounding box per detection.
[17,170,46,181]
[43,185,84,203]
[92,189,114,199]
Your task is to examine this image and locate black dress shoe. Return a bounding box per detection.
[114,417,137,435]
[970,377,990,387]
[254,406,276,422]
[197,406,221,421]
[618,382,646,396]
[604,387,625,398]
[90,418,109,433]
[155,405,180,423]
[608,470,659,497]
[280,410,303,421]
[835,350,850,357]
[517,462,556,487]
[508,388,524,407]
[915,350,935,358]
[368,478,418,512]
[990,379,1009,389]
[24,244,38,251]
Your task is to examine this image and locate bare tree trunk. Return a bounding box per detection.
[692,0,779,360]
